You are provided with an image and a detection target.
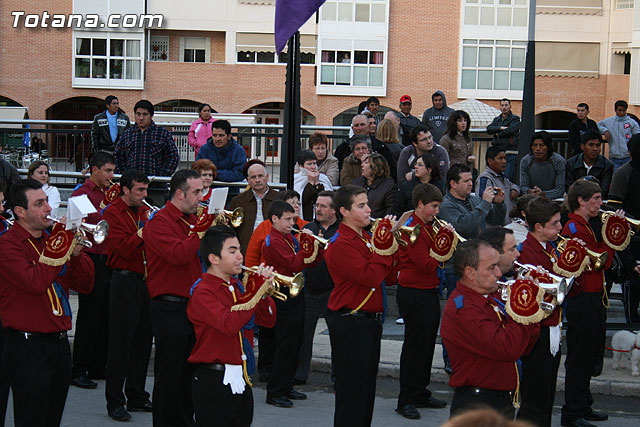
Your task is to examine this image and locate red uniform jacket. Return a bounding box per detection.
[325,223,398,313]
[518,232,561,327]
[398,215,440,290]
[0,222,94,332]
[262,228,323,277]
[143,201,202,298]
[188,273,276,365]
[71,179,109,255]
[102,197,149,275]
[441,283,540,391]
[562,213,614,294]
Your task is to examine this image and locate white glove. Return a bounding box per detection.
[549,324,561,357]
[222,364,246,395]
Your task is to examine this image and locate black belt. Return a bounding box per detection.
[200,363,225,372]
[113,269,145,280]
[455,386,513,398]
[336,308,383,320]
[154,295,188,304]
[88,253,108,261]
[8,330,68,340]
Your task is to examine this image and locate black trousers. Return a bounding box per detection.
[518,325,561,427]
[266,294,304,399]
[327,310,382,427]
[450,387,514,419]
[2,331,71,427]
[623,275,640,322]
[0,324,9,427]
[257,326,275,377]
[295,289,331,382]
[192,365,253,427]
[396,286,440,408]
[105,271,153,410]
[72,253,111,378]
[562,291,606,422]
[150,298,196,427]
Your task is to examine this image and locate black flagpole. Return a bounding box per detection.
[280,31,301,190]
[517,0,536,185]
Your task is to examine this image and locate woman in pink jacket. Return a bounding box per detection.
[188,103,215,156]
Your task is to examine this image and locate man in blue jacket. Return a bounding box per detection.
[196,120,247,192]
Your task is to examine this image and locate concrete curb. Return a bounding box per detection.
[309,356,640,397]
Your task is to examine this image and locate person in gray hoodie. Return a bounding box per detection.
[598,99,640,171]
[421,90,454,144]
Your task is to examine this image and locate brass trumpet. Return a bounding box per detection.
[432,217,467,243]
[496,280,556,313]
[555,234,608,271]
[292,225,330,248]
[513,261,573,305]
[143,199,161,213]
[220,208,244,228]
[242,266,305,301]
[600,209,640,231]
[46,216,109,248]
[369,217,421,246]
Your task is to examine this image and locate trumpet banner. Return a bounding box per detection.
[231,272,271,312]
[602,214,631,251]
[299,233,320,264]
[553,239,589,278]
[371,218,398,256]
[430,227,458,262]
[191,212,217,238]
[39,223,78,267]
[100,183,120,209]
[506,279,547,325]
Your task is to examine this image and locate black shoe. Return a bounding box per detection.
[127,401,152,412]
[108,406,132,422]
[415,396,447,409]
[287,389,307,400]
[444,362,453,376]
[258,372,271,382]
[396,404,420,420]
[266,396,293,408]
[292,378,306,386]
[584,410,608,422]
[71,375,97,389]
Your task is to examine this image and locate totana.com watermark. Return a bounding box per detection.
[11,12,164,28]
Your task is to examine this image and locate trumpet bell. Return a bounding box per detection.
[223,208,244,228]
[83,220,109,244]
[397,224,421,245]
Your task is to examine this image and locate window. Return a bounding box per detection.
[616,0,634,9]
[461,39,526,91]
[320,49,384,87]
[321,1,387,23]
[180,37,210,63]
[236,33,316,64]
[73,35,143,88]
[464,0,528,27]
[149,36,169,61]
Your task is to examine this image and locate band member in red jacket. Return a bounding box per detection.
[561,179,619,427]
[324,185,400,427]
[262,200,323,408]
[188,225,276,426]
[516,197,563,427]
[143,169,204,427]
[0,179,94,426]
[441,239,539,418]
[70,152,115,388]
[102,170,153,421]
[395,184,448,420]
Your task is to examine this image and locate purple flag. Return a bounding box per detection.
[275,0,326,54]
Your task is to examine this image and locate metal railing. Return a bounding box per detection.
[1,119,572,185]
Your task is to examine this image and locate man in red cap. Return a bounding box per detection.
[396,95,421,146]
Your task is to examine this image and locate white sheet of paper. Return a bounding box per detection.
[66,195,96,230]
[208,187,229,214]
